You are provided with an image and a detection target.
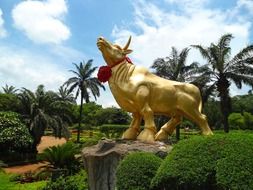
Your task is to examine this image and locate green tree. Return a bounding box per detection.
[231,94,253,114]
[64,60,105,143]
[151,47,203,140]
[203,98,222,129]
[0,111,33,152]
[94,107,130,126]
[192,33,253,132]
[0,93,20,112]
[57,85,76,104]
[18,85,72,151]
[2,84,18,94]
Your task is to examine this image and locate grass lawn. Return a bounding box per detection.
[0,172,47,190]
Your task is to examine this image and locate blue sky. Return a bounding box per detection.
[0,0,253,107]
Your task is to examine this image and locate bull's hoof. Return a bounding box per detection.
[155,129,169,141]
[137,128,156,143]
[122,127,139,140]
[202,130,213,136]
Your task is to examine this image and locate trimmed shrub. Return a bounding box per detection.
[151,132,253,190]
[116,152,162,190]
[42,170,87,190]
[0,111,33,152]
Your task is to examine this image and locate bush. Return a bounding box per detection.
[42,170,87,190]
[116,152,162,190]
[37,142,81,176]
[229,112,253,130]
[151,132,253,190]
[229,113,244,129]
[0,111,33,152]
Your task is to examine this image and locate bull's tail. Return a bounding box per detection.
[199,98,203,113]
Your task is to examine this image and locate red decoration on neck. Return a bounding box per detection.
[97,57,132,83]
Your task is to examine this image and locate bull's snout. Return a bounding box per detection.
[97,36,104,42]
[97,37,104,50]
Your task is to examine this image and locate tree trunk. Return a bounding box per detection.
[176,125,180,141]
[77,93,84,143]
[217,78,231,133]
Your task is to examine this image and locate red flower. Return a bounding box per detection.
[97,66,112,83]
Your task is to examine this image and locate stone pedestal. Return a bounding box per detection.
[82,139,172,190]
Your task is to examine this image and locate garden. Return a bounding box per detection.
[1,34,253,190]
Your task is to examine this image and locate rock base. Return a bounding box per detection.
[82,139,172,190]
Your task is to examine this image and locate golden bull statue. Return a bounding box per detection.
[97,36,213,142]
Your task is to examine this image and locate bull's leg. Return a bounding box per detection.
[184,110,213,135]
[137,103,157,142]
[122,112,142,140]
[155,116,181,141]
[135,85,157,142]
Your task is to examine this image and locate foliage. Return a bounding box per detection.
[151,132,253,190]
[192,33,253,133]
[64,60,105,143]
[18,85,72,150]
[229,112,253,130]
[2,84,18,94]
[0,111,33,152]
[42,170,87,190]
[99,124,130,138]
[232,93,253,113]
[116,152,162,190]
[94,107,130,126]
[37,142,81,175]
[228,113,245,129]
[57,85,76,104]
[0,171,16,190]
[0,172,46,190]
[13,181,47,190]
[203,98,223,129]
[0,93,20,112]
[242,112,253,129]
[71,102,102,126]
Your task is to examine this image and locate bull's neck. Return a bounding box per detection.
[109,61,135,84]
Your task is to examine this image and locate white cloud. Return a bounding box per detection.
[237,0,253,14]
[111,0,252,96]
[0,9,7,38]
[0,45,69,91]
[12,0,70,44]
[112,0,251,68]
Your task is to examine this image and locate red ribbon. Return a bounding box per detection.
[97,57,132,83]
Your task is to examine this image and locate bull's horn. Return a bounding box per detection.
[123,36,131,50]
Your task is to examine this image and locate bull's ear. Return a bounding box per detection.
[123,49,133,55]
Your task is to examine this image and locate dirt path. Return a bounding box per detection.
[4,136,66,174]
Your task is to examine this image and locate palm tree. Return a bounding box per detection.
[2,84,18,94]
[37,142,81,176]
[64,60,105,143]
[57,85,76,104]
[151,47,203,140]
[18,85,72,151]
[192,33,253,133]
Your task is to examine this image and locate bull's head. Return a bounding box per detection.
[97,36,133,67]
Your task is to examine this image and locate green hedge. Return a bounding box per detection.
[42,170,87,190]
[0,111,33,152]
[116,152,162,190]
[151,132,253,190]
